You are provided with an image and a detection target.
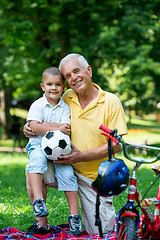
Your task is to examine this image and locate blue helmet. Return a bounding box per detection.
[92,158,129,197]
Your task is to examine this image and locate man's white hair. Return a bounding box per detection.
[59,53,89,72]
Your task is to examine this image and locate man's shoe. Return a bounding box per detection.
[33,199,49,217]
[68,214,83,236]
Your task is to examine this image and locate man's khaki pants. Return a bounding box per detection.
[44,161,115,235]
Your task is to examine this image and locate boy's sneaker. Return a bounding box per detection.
[33,199,49,217]
[68,214,83,236]
[27,220,38,234]
[27,220,51,235]
[27,220,59,235]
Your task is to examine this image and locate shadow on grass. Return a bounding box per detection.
[127,122,160,131]
[0,164,26,192]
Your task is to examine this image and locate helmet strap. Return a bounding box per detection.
[95,194,103,238]
[94,136,113,238]
[108,138,112,160]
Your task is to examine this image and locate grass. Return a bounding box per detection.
[124,113,160,145]
[113,156,160,213]
[0,113,160,232]
[114,113,160,212]
[0,153,71,232]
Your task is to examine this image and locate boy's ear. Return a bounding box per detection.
[40,83,44,91]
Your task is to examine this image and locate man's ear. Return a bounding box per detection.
[87,65,92,77]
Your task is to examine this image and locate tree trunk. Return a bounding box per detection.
[0,89,12,139]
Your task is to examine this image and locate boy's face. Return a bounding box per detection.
[40,74,65,104]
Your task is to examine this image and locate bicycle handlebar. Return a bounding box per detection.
[100,124,160,164]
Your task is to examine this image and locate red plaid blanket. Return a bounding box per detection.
[0,223,116,240]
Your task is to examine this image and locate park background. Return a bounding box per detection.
[0,0,160,233]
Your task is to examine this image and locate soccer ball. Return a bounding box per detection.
[41,130,71,160]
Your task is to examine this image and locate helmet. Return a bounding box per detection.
[92,158,129,197]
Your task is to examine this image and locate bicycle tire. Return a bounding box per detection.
[117,216,137,240]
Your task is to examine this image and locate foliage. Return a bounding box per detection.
[0,0,160,111]
[95,0,160,113]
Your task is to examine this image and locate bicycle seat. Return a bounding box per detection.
[151,164,160,176]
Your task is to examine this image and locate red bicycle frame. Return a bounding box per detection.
[99,124,160,240]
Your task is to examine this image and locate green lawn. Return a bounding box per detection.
[124,113,160,145]
[0,153,71,232]
[114,114,160,212]
[0,113,160,232]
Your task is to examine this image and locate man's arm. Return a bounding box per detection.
[55,141,121,164]
[23,122,37,137]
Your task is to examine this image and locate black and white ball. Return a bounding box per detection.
[41,130,71,160]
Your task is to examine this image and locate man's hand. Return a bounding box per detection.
[23,122,37,138]
[54,143,84,165]
[55,142,121,165]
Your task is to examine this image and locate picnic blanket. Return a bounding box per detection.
[0,223,116,240]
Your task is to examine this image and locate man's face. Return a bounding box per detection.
[61,57,92,94]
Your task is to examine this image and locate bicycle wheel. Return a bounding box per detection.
[117,216,137,240]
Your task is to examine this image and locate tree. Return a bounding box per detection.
[94,0,160,115]
[0,0,160,137]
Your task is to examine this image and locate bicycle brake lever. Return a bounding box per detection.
[101,132,119,144]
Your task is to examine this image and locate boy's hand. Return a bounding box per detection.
[59,123,71,136]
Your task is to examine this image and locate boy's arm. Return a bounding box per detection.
[42,122,71,135]
[30,121,70,136]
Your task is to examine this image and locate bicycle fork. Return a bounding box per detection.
[116,166,140,239]
[116,163,142,239]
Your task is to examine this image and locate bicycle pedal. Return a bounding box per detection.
[151,164,160,176]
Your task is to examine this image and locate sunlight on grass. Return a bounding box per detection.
[129,117,159,127]
[123,113,160,145]
[0,153,28,165]
[123,131,160,145]
[10,108,28,119]
[0,151,159,231]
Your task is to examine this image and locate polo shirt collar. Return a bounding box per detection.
[67,83,105,105]
[43,94,63,108]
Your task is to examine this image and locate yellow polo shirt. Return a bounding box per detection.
[62,84,128,180]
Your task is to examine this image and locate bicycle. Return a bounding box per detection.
[99,124,160,240]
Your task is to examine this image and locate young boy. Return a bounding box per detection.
[25,67,83,236]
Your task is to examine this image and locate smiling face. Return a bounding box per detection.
[40,74,65,106]
[61,57,92,95]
